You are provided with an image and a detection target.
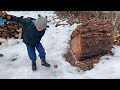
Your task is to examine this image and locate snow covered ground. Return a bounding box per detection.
[0,11,120,79]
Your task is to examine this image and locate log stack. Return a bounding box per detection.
[0,11,23,39]
[0,21,22,39]
[64,19,114,71]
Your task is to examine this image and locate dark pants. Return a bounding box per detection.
[26,42,46,62]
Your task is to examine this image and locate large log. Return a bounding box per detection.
[64,19,114,71]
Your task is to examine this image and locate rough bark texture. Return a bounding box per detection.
[64,19,114,71]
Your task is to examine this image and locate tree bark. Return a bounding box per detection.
[64,19,114,71]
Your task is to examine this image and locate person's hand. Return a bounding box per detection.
[6,16,11,20]
[2,15,11,20]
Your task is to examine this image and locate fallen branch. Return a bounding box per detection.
[55,23,68,27]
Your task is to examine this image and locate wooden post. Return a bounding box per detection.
[4,38,8,48]
[16,28,22,44]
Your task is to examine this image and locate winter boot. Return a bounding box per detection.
[0,54,3,57]
[32,61,37,71]
[40,57,50,67]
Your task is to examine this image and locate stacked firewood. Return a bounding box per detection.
[0,11,23,39]
[0,21,22,39]
[64,19,114,71]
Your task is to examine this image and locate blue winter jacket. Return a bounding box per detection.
[9,15,45,46]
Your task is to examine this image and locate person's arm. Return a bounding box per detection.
[5,15,30,25]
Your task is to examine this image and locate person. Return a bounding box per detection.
[4,14,50,71]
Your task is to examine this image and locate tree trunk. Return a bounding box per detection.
[64,19,114,71]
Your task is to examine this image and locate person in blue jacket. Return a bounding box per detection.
[4,14,50,71]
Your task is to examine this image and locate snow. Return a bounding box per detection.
[0,11,120,79]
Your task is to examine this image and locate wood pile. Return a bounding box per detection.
[0,11,23,39]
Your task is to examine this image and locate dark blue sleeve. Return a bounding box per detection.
[10,15,31,25]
